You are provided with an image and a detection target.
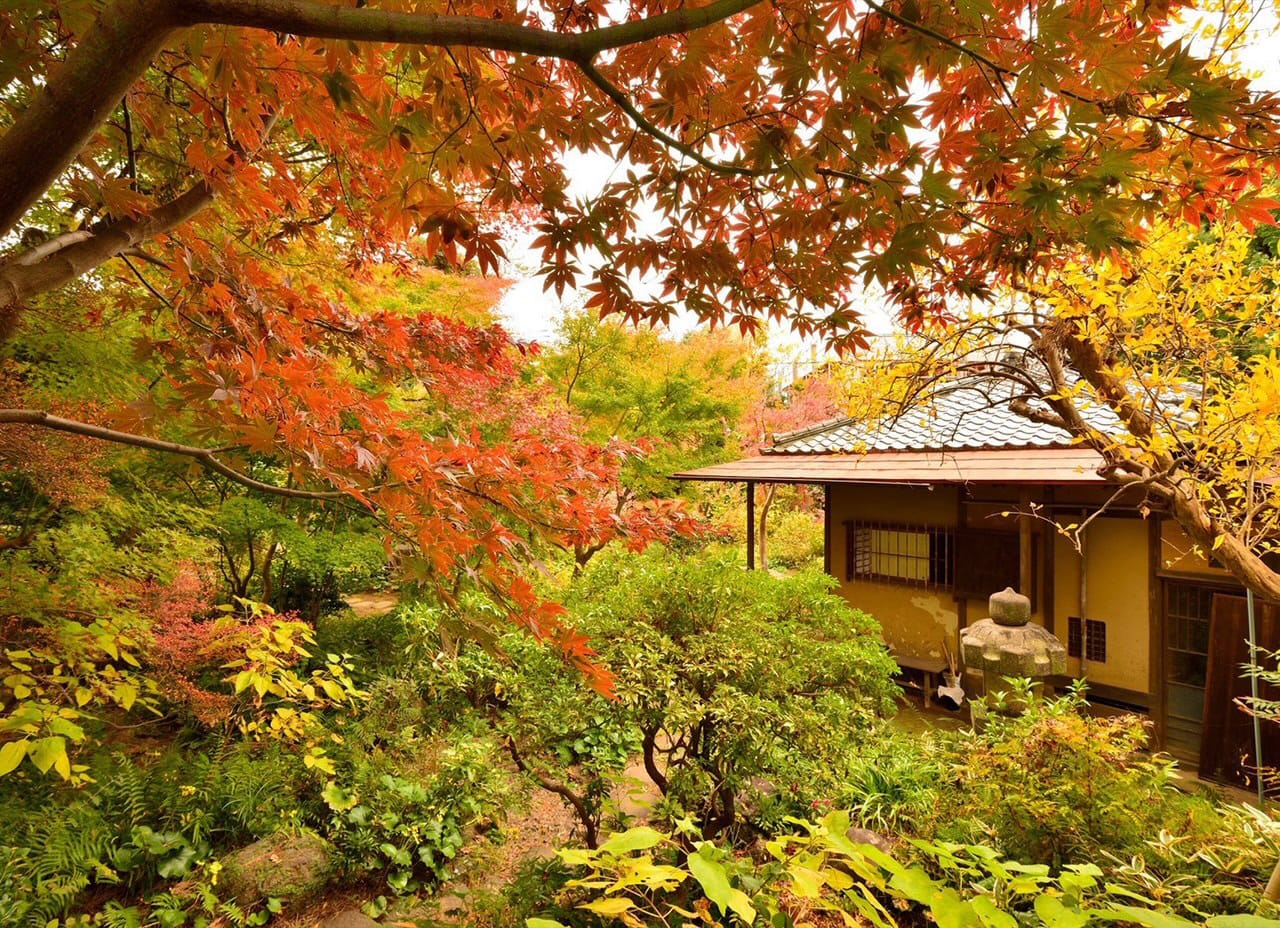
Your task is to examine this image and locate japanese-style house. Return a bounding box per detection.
[675,383,1277,788]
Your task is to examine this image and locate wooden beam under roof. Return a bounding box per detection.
[673,448,1108,486]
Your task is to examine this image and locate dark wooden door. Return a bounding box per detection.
[1199,594,1280,789]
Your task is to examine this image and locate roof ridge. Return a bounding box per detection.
[768,415,855,447]
[768,438,1078,455]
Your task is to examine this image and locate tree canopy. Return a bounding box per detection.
[3,0,1278,343]
[3,0,1280,641]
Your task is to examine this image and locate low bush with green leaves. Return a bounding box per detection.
[835,728,945,833]
[404,549,898,847]
[562,548,899,841]
[322,733,518,894]
[527,816,1280,928]
[933,686,1192,867]
[0,742,309,928]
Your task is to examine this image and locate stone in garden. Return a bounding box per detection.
[845,826,892,853]
[438,894,467,915]
[218,830,333,907]
[320,912,380,928]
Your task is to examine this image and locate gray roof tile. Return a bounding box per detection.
[766,383,1123,455]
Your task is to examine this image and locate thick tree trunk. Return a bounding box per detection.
[261,539,279,603]
[0,183,213,337]
[1035,328,1280,604]
[0,0,180,240]
[1161,484,1280,602]
[640,725,670,794]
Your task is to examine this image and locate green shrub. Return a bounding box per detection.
[465,856,584,928]
[1101,799,1280,917]
[550,548,897,842]
[401,549,896,847]
[932,687,1185,867]
[0,742,312,927]
[314,607,411,673]
[323,732,517,893]
[401,598,637,850]
[834,729,944,833]
[766,507,825,570]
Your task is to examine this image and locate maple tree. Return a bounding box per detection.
[3,0,1278,343]
[537,310,759,492]
[2,0,1279,661]
[841,210,1280,601]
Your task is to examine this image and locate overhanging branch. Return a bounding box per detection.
[0,181,214,323]
[0,0,765,241]
[0,409,347,501]
[859,0,1276,156]
[576,60,759,176]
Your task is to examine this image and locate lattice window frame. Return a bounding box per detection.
[844,520,956,590]
[1067,615,1107,663]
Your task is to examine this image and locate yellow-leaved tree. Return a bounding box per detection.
[842,212,1280,600]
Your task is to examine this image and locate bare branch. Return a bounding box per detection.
[0,409,347,502]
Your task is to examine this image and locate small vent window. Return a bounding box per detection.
[1068,616,1107,663]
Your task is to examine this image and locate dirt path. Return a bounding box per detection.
[344,591,400,617]
[400,757,663,923]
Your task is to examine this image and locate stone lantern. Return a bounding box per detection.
[961,587,1066,724]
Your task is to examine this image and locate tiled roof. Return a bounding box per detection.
[767,383,1123,455]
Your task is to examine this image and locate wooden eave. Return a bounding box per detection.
[672,447,1108,485]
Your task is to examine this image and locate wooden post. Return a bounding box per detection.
[1044,486,1056,636]
[1149,515,1165,750]
[746,481,756,570]
[1019,486,1034,598]
[822,483,832,576]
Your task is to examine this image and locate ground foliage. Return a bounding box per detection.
[402,548,899,847]
[3,0,1280,657]
[4,3,1280,916]
[527,811,1280,928]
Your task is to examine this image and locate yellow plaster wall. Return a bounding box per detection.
[827,483,959,662]
[827,484,1153,695]
[1052,516,1150,694]
[1159,519,1233,580]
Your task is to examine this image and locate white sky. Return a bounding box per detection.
[495,4,1280,356]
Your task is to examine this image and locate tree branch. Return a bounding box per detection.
[0,0,765,241]
[0,409,347,502]
[576,60,758,176]
[0,0,180,240]
[504,736,600,848]
[0,181,214,329]
[179,0,762,57]
[859,0,1277,156]
[9,231,95,266]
